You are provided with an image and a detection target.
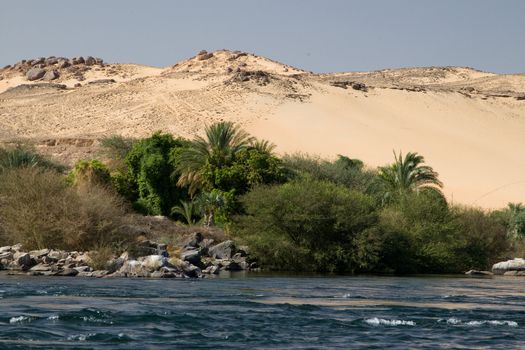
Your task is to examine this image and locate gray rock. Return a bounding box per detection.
[208,240,235,259]
[91,270,109,278]
[13,252,32,268]
[200,238,215,249]
[57,268,78,276]
[465,270,493,276]
[74,266,93,273]
[492,258,525,275]
[43,70,59,81]
[182,232,203,248]
[29,263,53,272]
[45,57,58,65]
[57,60,71,69]
[181,249,201,266]
[0,252,13,260]
[0,246,12,253]
[26,68,46,81]
[181,261,201,278]
[142,255,167,271]
[85,56,96,66]
[29,249,50,259]
[77,271,94,277]
[203,265,220,275]
[223,261,242,271]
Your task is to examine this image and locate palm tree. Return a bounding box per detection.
[196,191,227,227]
[171,200,196,225]
[379,151,443,201]
[250,139,276,155]
[176,121,254,195]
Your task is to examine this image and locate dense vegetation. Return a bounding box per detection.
[0,123,523,274]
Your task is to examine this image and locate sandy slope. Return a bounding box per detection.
[0,49,524,208]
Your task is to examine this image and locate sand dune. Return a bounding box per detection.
[0,49,524,208]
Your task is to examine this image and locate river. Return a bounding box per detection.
[0,273,523,349]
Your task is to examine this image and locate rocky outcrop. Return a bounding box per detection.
[492,258,525,275]
[26,68,46,81]
[0,237,257,279]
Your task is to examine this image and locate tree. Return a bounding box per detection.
[379,151,443,203]
[121,132,189,215]
[196,190,228,227]
[171,200,197,225]
[507,202,525,239]
[176,121,255,195]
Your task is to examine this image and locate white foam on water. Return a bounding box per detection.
[365,317,416,326]
[9,316,30,324]
[342,293,352,298]
[47,315,59,320]
[466,320,518,327]
[67,333,96,341]
[438,318,518,327]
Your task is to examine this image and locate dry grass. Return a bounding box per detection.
[0,167,134,250]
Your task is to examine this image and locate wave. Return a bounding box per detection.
[365,317,416,326]
[438,318,518,327]
[9,316,33,324]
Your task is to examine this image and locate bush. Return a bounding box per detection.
[376,193,511,273]
[283,154,381,197]
[98,135,136,174]
[452,206,510,270]
[67,159,111,188]
[0,167,132,251]
[0,145,64,173]
[208,148,288,195]
[234,178,379,272]
[121,132,190,215]
[377,193,458,273]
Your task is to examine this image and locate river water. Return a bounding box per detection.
[0,273,523,349]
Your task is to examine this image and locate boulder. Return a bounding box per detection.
[181,249,201,266]
[13,252,32,269]
[29,249,50,259]
[465,270,493,276]
[182,232,203,248]
[0,251,13,260]
[43,70,59,81]
[74,266,93,273]
[208,240,235,259]
[57,268,78,277]
[91,270,109,278]
[29,263,53,272]
[203,265,220,275]
[84,56,95,66]
[26,68,46,81]
[492,258,525,275]
[57,60,71,69]
[0,246,12,253]
[142,255,167,272]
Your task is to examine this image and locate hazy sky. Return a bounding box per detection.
[1,0,524,73]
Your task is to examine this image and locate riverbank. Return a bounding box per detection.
[0,233,257,279]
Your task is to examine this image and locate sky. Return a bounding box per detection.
[1,0,524,74]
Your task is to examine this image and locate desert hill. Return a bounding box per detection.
[0,49,524,208]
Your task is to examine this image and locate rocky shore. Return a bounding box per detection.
[0,233,257,279]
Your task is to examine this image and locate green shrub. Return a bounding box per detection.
[0,167,132,251]
[234,178,379,272]
[0,145,64,173]
[98,135,136,171]
[283,154,381,196]
[208,148,288,195]
[122,132,190,215]
[452,206,510,270]
[67,159,111,187]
